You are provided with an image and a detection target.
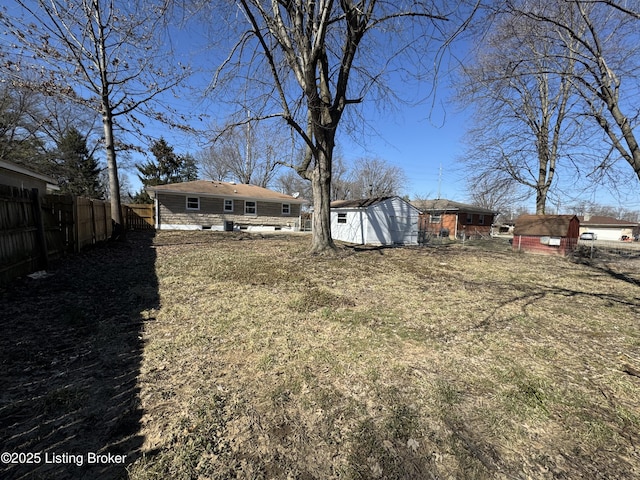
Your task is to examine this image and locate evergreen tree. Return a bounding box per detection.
[55,127,103,198]
[134,138,198,203]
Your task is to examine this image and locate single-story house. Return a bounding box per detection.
[513,214,580,255]
[412,198,498,239]
[0,160,59,194]
[330,196,421,245]
[577,215,638,241]
[147,180,307,231]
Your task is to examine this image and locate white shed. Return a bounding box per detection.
[330,196,420,245]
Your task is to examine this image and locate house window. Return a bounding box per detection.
[282,203,291,215]
[430,213,441,223]
[186,197,200,210]
[478,215,485,225]
[224,199,234,212]
[466,213,473,224]
[337,213,347,224]
[245,200,257,215]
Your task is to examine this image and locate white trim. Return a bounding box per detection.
[158,224,203,230]
[157,223,298,232]
[282,203,291,215]
[245,200,257,215]
[224,198,234,212]
[186,196,200,210]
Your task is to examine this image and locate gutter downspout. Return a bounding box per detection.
[154,194,160,230]
[454,213,458,239]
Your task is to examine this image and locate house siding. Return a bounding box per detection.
[157,193,301,230]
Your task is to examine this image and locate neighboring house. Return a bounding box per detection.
[330,196,421,245]
[513,214,580,255]
[147,180,307,231]
[578,215,638,241]
[412,198,497,239]
[0,160,59,194]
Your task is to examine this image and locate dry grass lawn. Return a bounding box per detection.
[126,231,640,479]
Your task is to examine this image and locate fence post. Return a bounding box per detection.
[31,188,49,270]
[73,195,80,253]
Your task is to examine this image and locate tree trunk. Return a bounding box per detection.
[309,146,336,254]
[535,191,547,214]
[102,104,124,239]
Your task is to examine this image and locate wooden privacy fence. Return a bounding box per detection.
[124,203,154,230]
[0,185,155,284]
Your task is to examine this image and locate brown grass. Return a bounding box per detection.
[121,231,640,479]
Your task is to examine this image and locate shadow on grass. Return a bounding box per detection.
[0,231,158,479]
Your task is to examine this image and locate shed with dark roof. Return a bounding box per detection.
[513,214,580,255]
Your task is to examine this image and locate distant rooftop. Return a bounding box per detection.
[578,215,638,227]
[411,198,497,215]
[147,180,307,203]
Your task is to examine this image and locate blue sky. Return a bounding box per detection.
[113,6,640,213]
[133,77,640,213]
[2,0,637,212]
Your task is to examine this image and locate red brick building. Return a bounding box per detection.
[413,199,497,240]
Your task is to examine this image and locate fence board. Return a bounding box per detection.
[124,204,154,230]
[1,187,154,284]
[75,197,112,250]
[42,194,74,258]
[0,187,41,283]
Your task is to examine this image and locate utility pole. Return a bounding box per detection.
[245,110,251,184]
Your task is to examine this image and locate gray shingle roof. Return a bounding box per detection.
[147,180,307,203]
[411,198,497,215]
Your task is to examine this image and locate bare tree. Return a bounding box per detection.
[0,83,49,166]
[209,0,472,253]
[330,155,352,201]
[467,173,527,214]
[509,0,640,186]
[274,169,312,201]
[457,2,584,214]
[2,0,189,236]
[199,120,287,187]
[348,157,407,198]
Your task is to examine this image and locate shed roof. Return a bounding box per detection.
[412,198,497,215]
[0,160,58,186]
[330,196,395,209]
[148,180,307,203]
[513,214,578,236]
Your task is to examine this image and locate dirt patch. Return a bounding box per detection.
[0,231,158,479]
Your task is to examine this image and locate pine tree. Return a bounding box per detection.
[134,138,198,203]
[55,127,103,198]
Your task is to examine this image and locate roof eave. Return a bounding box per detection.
[149,187,307,204]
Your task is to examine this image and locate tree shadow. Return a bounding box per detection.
[0,231,158,479]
